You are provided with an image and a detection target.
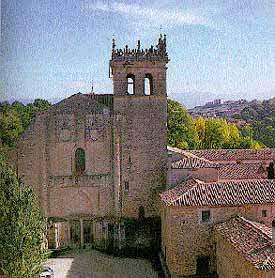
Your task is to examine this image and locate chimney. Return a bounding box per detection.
[272,220,275,250]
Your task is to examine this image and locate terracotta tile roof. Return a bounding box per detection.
[215,216,275,271]
[160,179,275,207]
[190,149,275,162]
[48,93,113,113]
[160,179,198,204]
[219,163,267,180]
[168,146,218,169]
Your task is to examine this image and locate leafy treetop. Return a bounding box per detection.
[0,154,46,278]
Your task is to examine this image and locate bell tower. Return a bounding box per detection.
[111,35,169,218]
[110,34,168,97]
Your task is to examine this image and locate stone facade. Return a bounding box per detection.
[215,235,263,278]
[16,35,169,250]
[161,204,275,277]
[215,218,275,278]
[161,147,275,277]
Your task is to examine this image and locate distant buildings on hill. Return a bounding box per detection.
[188,98,258,123]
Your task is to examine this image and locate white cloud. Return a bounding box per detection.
[81,1,212,28]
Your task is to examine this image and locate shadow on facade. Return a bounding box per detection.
[48,216,164,277]
[112,217,164,276]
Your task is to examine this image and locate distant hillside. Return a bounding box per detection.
[186,97,275,148]
[238,98,275,148]
[172,90,275,109]
[188,98,251,119]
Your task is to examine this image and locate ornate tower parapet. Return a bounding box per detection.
[110,34,169,97]
[111,34,169,63]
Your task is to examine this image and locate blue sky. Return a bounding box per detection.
[1,0,275,107]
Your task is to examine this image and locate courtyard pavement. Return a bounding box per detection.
[45,249,159,278]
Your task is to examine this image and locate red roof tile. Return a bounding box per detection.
[219,163,267,180]
[160,179,275,207]
[190,149,275,162]
[168,146,218,169]
[215,216,274,271]
[160,179,198,204]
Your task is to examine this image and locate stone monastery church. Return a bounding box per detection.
[16,35,275,277]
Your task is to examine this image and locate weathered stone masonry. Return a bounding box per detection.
[16,35,169,250]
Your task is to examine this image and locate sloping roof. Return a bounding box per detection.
[160,179,198,204]
[190,149,275,162]
[47,93,113,114]
[219,163,267,180]
[20,93,113,140]
[168,146,218,169]
[215,216,274,271]
[160,179,275,207]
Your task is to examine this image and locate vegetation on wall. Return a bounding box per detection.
[0,155,46,277]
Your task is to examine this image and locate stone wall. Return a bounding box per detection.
[114,96,167,218]
[240,204,275,227]
[17,89,168,250]
[17,114,48,211]
[161,204,275,277]
[169,167,219,186]
[17,100,115,219]
[215,233,270,278]
[112,59,168,218]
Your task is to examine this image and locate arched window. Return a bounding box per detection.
[144,73,153,95]
[127,74,135,95]
[75,148,85,175]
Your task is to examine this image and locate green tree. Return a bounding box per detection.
[0,110,23,147]
[195,117,262,149]
[167,99,199,149]
[32,99,51,111]
[253,122,275,148]
[240,98,275,147]
[203,118,229,149]
[238,136,263,149]
[194,116,206,148]
[0,99,52,148]
[0,101,11,113]
[0,156,46,278]
[241,124,254,138]
[222,123,240,148]
[168,99,262,150]
[11,101,32,129]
